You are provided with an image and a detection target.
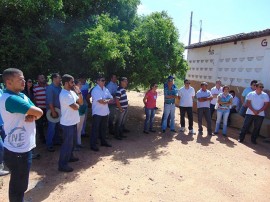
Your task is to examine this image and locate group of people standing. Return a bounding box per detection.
[142,76,269,146]
[0,68,130,201]
[0,68,269,202]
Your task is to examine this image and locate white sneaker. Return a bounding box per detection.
[189,129,196,135]
[179,127,186,132]
[0,163,9,176]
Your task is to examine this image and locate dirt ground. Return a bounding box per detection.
[0,90,270,202]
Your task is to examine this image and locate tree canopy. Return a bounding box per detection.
[0,0,187,87]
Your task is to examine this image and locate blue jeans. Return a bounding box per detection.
[162,104,175,130]
[58,125,76,168]
[197,107,212,134]
[239,114,264,141]
[46,121,60,148]
[81,101,88,135]
[0,126,5,164]
[215,109,230,135]
[90,115,108,148]
[144,108,156,131]
[115,109,128,137]
[239,105,247,117]
[4,148,32,202]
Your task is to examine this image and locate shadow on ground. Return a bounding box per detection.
[23,103,270,201]
[24,105,174,201]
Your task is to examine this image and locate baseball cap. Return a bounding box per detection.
[167,75,174,80]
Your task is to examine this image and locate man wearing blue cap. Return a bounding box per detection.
[162,76,178,133]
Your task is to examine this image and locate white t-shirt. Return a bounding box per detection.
[0,91,36,153]
[246,91,269,116]
[91,85,112,116]
[178,86,195,107]
[210,86,223,105]
[59,89,80,126]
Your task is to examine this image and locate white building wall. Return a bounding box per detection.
[186,36,270,89]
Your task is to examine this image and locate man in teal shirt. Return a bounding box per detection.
[0,68,43,201]
[0,88,9,176]
[162,76,178,133]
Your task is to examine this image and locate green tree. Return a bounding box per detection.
[0,0,63,78]
[0,1,187,88]
[70,14,131,80]
[128,11,187,87]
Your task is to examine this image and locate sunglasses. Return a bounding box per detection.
[100,79,106,82]
[258,86,264,89]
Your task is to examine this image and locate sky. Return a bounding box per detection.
[137,0,270,46]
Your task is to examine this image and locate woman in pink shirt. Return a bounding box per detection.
[143,83,158,134]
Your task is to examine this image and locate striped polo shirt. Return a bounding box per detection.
[33,83,47,109]
[116,86,128,110]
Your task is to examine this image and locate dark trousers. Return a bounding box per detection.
[36,108,47,141]
[228,108,237,124]
[179,107,193,130]
[90,115,108,148]
[197,107,212,134]
[108,104,116,132]
[4,148,32,202]
[210,104,215,118]
[239,114,264,141]
[58,125,76,168]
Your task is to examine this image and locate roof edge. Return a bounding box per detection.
[185,28,270,49]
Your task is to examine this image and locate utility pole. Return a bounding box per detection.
[199,20,202,42]
[188,11,193,45]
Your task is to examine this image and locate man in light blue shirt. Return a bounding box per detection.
[239,80,257,117]
[90,75,113,151]
[196,82,213,136]
[46,73,62,152]
[106,74,118,134]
